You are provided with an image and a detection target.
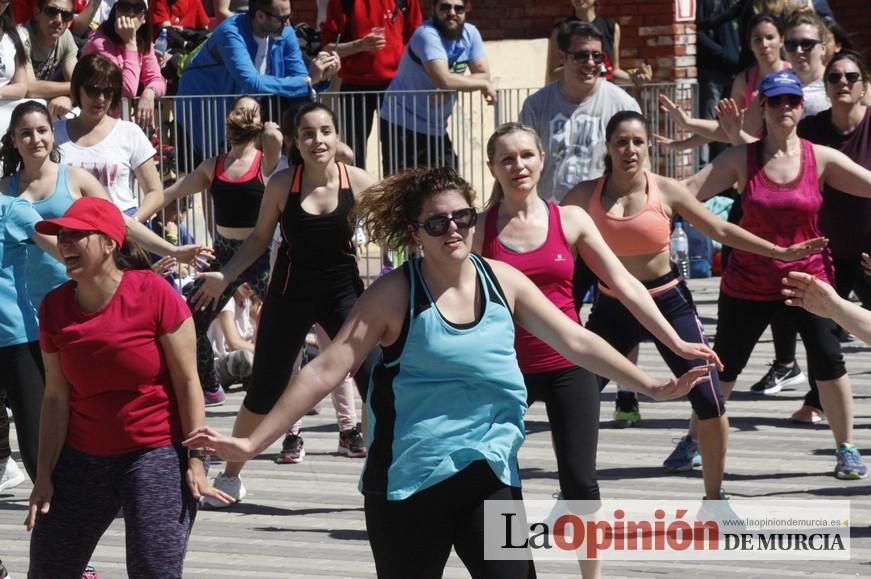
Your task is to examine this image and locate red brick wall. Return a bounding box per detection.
[828,0,871,63]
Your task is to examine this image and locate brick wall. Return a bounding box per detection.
[828,0,871,63]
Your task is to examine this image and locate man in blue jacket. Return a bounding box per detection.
[177,0,339,160]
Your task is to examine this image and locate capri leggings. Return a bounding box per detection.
[242,275,379,414]
[524,366,600,504]
[29,444,197,579]
[186,233,271,391]
[586,271,725,420]
[713,291,846,383]
[0,341,45,480]
[364,460,536,579]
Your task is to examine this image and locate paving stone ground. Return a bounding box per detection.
[1,278,869,578]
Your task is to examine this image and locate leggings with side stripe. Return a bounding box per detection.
[586,272,726,420]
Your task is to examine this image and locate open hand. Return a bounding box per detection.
[647,363,715,401]
[190,271,228,311]
[183,426,257,463]
[674,341,724,371]
[186,459,234,504]
[25,478,53,531]
[781,271,839,318]
[659,94,691,129]
[716,98,745,144]
[776,237,828,261]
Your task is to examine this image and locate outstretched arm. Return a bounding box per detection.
[816,144,871,198]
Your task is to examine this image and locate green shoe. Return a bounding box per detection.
[613,396,641,428]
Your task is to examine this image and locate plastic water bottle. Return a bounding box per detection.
[671,221,690,279]
[155,29,169,56]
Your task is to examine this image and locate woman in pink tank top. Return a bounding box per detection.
[686,68,871,480]
[474,122,718,578]
[562,109,825,502]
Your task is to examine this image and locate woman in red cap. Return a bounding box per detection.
[25,197,231,578]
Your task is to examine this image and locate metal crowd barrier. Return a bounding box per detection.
[125,82,697,284]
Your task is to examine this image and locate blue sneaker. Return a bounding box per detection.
[663,435,702,472]
[835,443,867,480]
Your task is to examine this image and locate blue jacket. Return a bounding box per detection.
[177,14,319,155]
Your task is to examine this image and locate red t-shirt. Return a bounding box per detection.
[149,0,210,37]
[40,269,191,456]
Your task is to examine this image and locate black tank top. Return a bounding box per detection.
[210,149,265,228]
[271,162,362,296]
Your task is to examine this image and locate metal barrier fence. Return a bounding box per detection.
[131,81,698,284]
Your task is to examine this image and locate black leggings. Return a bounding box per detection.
[242,281,379,414]
[364,460,536,579]
[714,292,846,383]
[769,258,870,408]
[525,366,600,504]
[0,341,45,480]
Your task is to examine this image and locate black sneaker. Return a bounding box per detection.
[338,426,367,458]
[275,434,305,464]
[749,361,806,395]
[0,558,8,579]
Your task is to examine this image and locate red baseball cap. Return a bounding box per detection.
[36,197,126,248]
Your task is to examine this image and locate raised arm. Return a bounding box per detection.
[260,122,284,177]
[493,259,711,400]
[163,158,215,207]
[564,206,718,363]
[682,145,745,201]
[184,274,395,461]
[664,176,827,260]
[816,144,871,198]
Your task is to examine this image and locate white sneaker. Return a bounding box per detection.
[0,457,25,492]
[202,473,246,508]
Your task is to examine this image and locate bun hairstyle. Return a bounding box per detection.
[226,97,264,146]
[0,101,61,176]
[353,167,476,253]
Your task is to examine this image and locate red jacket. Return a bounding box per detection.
[320,0,422,87]
[149,0,210,37]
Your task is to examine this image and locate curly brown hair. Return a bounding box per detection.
[353,167,477,253]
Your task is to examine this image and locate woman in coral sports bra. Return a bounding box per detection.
[562,109,825,503]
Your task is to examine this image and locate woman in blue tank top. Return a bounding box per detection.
[184,167,712,578]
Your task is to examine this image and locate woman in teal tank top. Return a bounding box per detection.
[184,168,712,578]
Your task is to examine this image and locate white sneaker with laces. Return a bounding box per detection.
[202,473,246,508]
[0,457,25,492]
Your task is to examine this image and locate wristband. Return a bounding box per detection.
[188,448,205,460]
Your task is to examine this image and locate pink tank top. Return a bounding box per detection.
[744,62,791,105]
[481,201,578,374]
[588,171,672,257]
[722,139,834,301]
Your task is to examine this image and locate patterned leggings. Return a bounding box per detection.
[186,234,270,391]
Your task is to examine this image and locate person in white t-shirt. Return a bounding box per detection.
[207,283,258,390]
[0,3,32,137]
[53,53,163,222]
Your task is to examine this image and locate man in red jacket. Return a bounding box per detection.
[320,0,422,168]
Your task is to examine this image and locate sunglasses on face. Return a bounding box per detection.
[825,72,862,85]
[57,229,98,242]
[115,2,147,15]
[82,84,116,100]
[417,208,477,236]
[784,38,821,53]
[42,5,74,21]
[565,49,605,65]
[437,2,466,14]
[765,94,803,107]
[261,9,293,26]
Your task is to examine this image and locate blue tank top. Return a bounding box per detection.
[9,165,75,308]
[361,254,527,500]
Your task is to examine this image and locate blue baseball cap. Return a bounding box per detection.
[759,70,804,98]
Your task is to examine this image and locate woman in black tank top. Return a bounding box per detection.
[189,102,382,506]
[162,96,283,406]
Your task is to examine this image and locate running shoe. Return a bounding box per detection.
[338,426,367,458]
[202,473,246,508]
[81,562,99,579]
[835,443,867,480]
[275,434,305,464]
[790,404,825,424]
[0,457,25,492]
[749,361,806,395]
[696,490,743,530]
[203,385,226,407]
[663,435,702,472]
[612,393,641,428]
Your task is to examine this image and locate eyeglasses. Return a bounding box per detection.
[82,84,116,100]
[437,3,466,14]
[784,38,822,53]
[115,2,147,15]
[825,72,862,85]
[765,94,803,107]
[57,229,98,242]
[42,5,74,22]
[261,9,293,26]
[565,49,605,65]
[417,208,477,236]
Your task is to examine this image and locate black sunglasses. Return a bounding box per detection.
[417,208,477,236]
[565,49,605,65]
[437,2,466,14]
[115,2,147,15]
[261,9,293,25]
[82,84,116,99]
[42,5,75,22]
[57,229,98,242]
[765,94,803,107]
[825,72,862,85]
[784,38,822,53]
